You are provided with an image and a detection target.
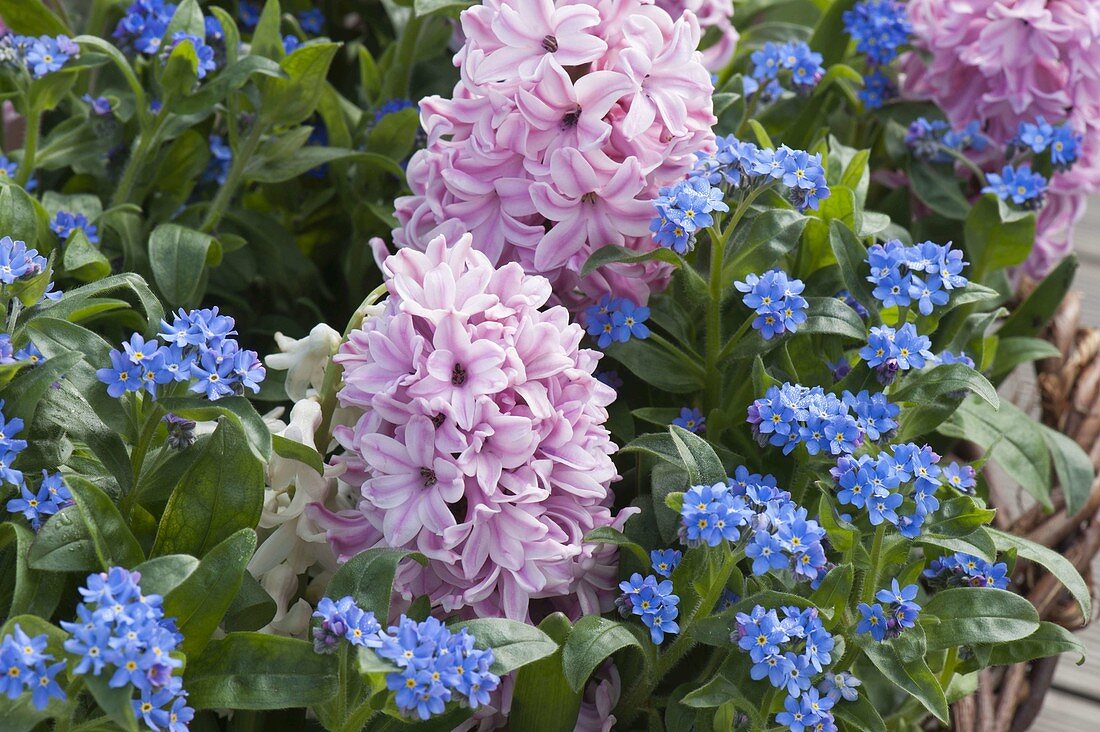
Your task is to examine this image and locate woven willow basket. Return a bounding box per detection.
[951,287,1099,732]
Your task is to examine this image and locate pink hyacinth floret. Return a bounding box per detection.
[902,0,1100,275]
[394,0,717,311]
[310,233,634,622]
[655,0,738,70]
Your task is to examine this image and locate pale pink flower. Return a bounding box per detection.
[393,0,716,311]
[903,0,1100,273]
[529,151,653,271]
[472,0,607,83]
[313,233,631,622]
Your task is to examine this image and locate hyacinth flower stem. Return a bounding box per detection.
[200,121,267,233]
[314,283,390,451]
[15,105,41,188]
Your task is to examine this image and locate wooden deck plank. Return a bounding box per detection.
[1030,689,1100,732]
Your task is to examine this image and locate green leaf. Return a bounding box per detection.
[134,554,200,596]
[62,228,111,281]
[891,363,999,409]
[160,35,200,101]
[152,418,265,557]
[965,194,1037,276]
[325,548,427,619]
[158,395,272,461]
[605,337,703,393]
[149,223,220,306]
[30,273,164,333]
[365,107,420,161]
[84,672,140,732]
[922,588,1039,650]
[728,297,866,359]
[0,522,63,618]
[808,0,856,65]
[907,160,970,220]
[990,336,1062,381]
[924,496,997,537]
[0,182,44,247]
[861,629,949,722]
[982,621,1085,667]
[937,397,1052,509]
[724,209,808,281]
[988,528,1091,622]
[510,614,581,732]
[225,572,277,632]
[244,147,374,183]
[810,563,853,623]
[918,529,996,563]
[998,255,1078,338]
[67,476,144,569]
[828,220,878,321]
[581,244,683,277]
[668,425,727,486]
[259,42,343,127]
[561,615,645,692]
[1039,424,1094,516]
[414,0,474,16]
[450,618,558,675]
[582,526,649,567]
[0,0,68,35]
[271,434,325,475]
[1,349,83,426]
[27,505,99,572]
[185,633,339,709]
[165,528,256,656]
[832,692,886,732]
[358,46,382,103]
[250,0,283,60]
[173,55,286,115]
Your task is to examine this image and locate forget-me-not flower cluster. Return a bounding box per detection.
[0,33,79,79]
[735,269,808,340]
[856,579,921,642]
[746,41,824,100]
[734,605,837,731]
[617,573,680,644]
[830,442,944,538]
[923,552,1009,590]
[1013,116,1081,170]
[51,210,100,245]
[97,307,265,400]
[860,323,934,385]
[865,238,969,315]
[58,567,193,730]
[583,295,651,349]
[0,624,66,711]
[312,596,500,721]
[747,383,894,456]
[905,118,989,162]
[983,164,1048,209]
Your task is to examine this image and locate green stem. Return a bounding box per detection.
[15,106,41,187]
[121,397,163,520]
[938,646,958,689]
[647,331,705,376]
[111,106,170,206]
[200,122,266,233]
[935,143,988,186]
[716,315,753,362]
[314,284,389,451]
[862,523,886,604]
